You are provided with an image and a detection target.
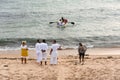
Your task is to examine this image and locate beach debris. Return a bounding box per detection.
[28,58,35,60]
[74,62,77,65]
[65,48,74,50]
[85,54,89,56]
[107,56,113,59]
[74,56,78,59]
[3,64,8,67]
[85,57,90,59]
[81,62,84,65]
[68,55,74,58]
[0,57,19,60]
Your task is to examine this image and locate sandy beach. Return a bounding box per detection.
[0,48,120,80]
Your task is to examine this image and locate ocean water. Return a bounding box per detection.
[0,0,120,49]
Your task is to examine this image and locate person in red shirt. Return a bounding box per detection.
[61,17,68,25]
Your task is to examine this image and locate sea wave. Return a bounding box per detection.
[0,36,120,50]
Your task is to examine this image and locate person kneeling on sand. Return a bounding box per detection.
[50,40,61,65]
[78,43,87,65]
[21,41,28,64]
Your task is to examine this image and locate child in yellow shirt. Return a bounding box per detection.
[21,41,28,64]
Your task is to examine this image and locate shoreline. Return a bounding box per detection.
[0,48,120,59]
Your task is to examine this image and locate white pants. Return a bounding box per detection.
[50,56,57,64]
[42,52,47,61]
[36,52,42,62]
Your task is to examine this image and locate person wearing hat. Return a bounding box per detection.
[21,41,28,64]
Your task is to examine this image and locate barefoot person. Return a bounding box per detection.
[21,41,28,64]
[78,43,87,65]
[40,39,48,65]
[35,39,42,64]
[50,40,60,65]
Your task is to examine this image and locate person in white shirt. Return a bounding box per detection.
[57,19,62,26]
[35,39,42,64]
[50,40,60,65]
[40,39,48,65]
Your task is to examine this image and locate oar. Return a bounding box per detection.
[69,22,75,25]
[49,21,75,25]
[49,22,57,24]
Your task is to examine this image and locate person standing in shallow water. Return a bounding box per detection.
[21,41,28,64]
[78,43,87,65]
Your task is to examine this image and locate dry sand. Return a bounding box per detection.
[0,48,120,80]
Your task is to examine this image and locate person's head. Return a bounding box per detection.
[61,17,64,20]
[37,39,40,43]
[79,43,83,46]
[42,39,46,43]
[52,40,56,44]
[22,41,26,46]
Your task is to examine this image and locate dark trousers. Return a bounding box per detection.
[79,53,85,62]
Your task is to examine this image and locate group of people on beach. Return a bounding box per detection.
[21,39,61,65]
[21,39,87,65]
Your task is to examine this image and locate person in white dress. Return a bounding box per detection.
[50,40,60,65]
[40,39,48,65]
[35,39,42,64]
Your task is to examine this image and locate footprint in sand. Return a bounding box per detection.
[0,64,10,80]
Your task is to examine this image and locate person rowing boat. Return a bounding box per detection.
[61,17,68,25]
[49,17,75,26]
[57,17,68,26]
